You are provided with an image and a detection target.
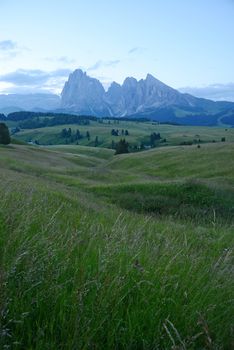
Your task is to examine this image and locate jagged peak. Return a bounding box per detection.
[123,76,138,86]
[109,81,121,89]
[145,73,166,86]
[61,68,208,117]
[71,69,86,77]
[146,73,156,81]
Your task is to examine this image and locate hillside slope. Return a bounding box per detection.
[0,143,233,349]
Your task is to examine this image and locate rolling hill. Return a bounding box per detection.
[0,142,234,348]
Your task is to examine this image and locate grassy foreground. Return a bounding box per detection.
[0,143,234,349]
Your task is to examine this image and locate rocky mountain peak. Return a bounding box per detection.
[145,73,156,82]
[108,81,121,91]
[73,69,86,77]
[60,69,201,116]
[61,69,107,115]
[123,77,138,88]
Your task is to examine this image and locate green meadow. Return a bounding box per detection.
[0,138,234,349]
[10,119,234,148]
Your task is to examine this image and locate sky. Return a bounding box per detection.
[0,0,234,101]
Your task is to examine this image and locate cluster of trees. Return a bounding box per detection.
[104,116,149,123]
[150,132,161,146]
[180,137,226,146]
[111,131,164,154]
[133,132,165,150]
[0,123,11,145]
[18,115,91,129]
[0,111,150,124]
[60,128,91,143]
[115,139,129,154]
[6,111,96,122]
[0,111,99,129]
[111,129,129,136]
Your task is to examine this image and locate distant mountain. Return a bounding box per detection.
[1,70,234,126]
[105,74,196,116]
[0,93,60,114]
[60,69,234,125]
[61,70,195,116]
[61,69,110,116]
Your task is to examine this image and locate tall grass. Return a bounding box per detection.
[1,175,233,349]
[91,181,234,224]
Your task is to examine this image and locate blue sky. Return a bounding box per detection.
[0,0,234,100]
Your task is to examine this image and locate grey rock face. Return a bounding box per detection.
[61,69,109,115]
[60,69,212,116]
[105,73,195,116]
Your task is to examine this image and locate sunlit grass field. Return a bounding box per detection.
[0,141,234,349]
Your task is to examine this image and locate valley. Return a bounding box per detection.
[5,115,234,149]
[1,1,234,348]
[0,139,233,349]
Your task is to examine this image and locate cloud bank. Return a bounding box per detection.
[0,68,71,94]
[0,40,18,51]
[0,39,28,59]
[179,83,234,102]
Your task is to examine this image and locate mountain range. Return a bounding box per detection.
[1,69,234,126]
[61,70,205,116]
[60,70,234,126]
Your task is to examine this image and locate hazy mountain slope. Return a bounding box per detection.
[0,93,60,114]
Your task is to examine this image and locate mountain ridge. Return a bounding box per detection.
[1,69,234,126]
[60,69,234,120]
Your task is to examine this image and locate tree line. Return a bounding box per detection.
[111,129,129,136]
[60,128,90,142]
[59,128,101,146]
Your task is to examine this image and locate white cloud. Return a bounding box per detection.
[128,47,147,55]
[87,60,120,71]
[0,68,71,94]
[44,56,76,64]
[0,39,29,60]
[0,40,17,50]
[179,83,234,102]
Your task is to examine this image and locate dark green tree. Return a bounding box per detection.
[76,129,82,140]
[115,139,129,155]
[150,132,161,147]
[67,128,72,138]
[111,129,119,136]
[61,128,68,138]
[0,123,11,145]
[111,140,115,149]
[94,136,99,147]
